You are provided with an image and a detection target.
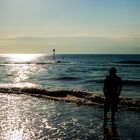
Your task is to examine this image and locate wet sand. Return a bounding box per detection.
[0,88,140,139]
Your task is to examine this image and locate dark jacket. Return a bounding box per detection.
[104,75,123,99]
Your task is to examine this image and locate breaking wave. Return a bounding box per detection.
[50,76,82,81]
[0,87,139,111]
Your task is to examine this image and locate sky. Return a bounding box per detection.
[0,0,140,54]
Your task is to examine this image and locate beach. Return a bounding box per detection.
[0,91,140,140]
[0,54,140,139]
[1,0,140,139]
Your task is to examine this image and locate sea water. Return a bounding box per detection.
[0,54,140,98]
[0,54,140,139]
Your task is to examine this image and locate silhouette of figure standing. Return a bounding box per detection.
[103,67,122,121]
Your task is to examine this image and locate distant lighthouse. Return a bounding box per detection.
[53,49,55,61]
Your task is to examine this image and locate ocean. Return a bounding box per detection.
[0,54,140,98]
[0,54,140,139]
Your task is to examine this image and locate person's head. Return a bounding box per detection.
[109,67,117,76]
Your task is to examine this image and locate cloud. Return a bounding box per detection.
[0,36,48,41]
[0,33,140,41]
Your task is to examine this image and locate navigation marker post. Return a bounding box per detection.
[53,49,55,62]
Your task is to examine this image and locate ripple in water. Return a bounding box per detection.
[0,93,139,139]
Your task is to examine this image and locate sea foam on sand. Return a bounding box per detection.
[0,87,140,111]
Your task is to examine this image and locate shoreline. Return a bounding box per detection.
[0,87,140,111]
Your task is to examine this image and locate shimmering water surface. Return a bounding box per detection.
[0,54,140,139]
[0,54,140,98]
[0,93,139,140]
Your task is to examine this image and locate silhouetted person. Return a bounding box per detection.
[103,67,122,122]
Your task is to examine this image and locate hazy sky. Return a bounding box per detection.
[0,0,140,54]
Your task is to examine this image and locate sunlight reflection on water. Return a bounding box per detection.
[9,64,38,83]
[0,54,140,139]
[0,93,140,139]
[2,54,42,63]
[1,64,41,88]
[0,94,56,140]
[0,54,48,88]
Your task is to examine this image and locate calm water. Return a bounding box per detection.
[0,54,140,139]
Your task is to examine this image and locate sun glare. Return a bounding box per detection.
[3,54,42,62]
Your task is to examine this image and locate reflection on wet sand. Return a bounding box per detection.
[103,118,119,140]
